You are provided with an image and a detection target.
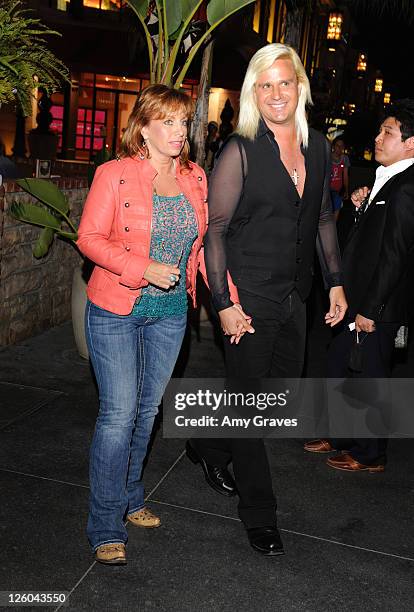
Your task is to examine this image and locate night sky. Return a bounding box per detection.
[349,2,414,99]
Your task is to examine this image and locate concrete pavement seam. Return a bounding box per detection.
[148,499,414,563]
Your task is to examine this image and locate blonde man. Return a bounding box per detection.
[188,43,347,556]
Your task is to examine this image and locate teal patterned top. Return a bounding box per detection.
[132,193,198,317]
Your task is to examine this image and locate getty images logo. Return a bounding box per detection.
[174,389,289,411]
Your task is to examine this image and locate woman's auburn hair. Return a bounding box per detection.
[118,84,194,171]
[237,43,313,148]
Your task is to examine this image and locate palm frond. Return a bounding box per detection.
[0,0,70,115]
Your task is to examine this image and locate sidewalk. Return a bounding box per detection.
[1,297,413,611]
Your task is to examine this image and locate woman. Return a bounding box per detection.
[330,136,350,220]
[77,85,207,565]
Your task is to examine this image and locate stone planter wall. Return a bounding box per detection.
[0,179,88,346]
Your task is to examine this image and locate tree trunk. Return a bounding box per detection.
[189,38,214,167]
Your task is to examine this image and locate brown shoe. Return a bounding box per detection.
[95,543,126,565]
[304,439,336,453]
[127,507,161,528]
[327,453,385,473]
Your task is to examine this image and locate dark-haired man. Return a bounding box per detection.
[306,99,414,470]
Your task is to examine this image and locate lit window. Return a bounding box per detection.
[76,108,107,152]
[327,13,342,40]
[56,0,68,11]
[83,0,123,10]
[384,93,391,105]
[357,53,367,72]
[50,105,64,151]
[375,79,383,93]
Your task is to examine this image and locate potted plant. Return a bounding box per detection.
[10,177,90,358]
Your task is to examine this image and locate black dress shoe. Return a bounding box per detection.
[247,526,285,556]
[185,441,236,497]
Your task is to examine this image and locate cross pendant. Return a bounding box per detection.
[291,169,298,186]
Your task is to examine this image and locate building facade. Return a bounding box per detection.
[0,0,392,162]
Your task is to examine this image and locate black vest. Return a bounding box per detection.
[226,127,328,303]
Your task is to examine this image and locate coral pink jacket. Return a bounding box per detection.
[77,156,238,316]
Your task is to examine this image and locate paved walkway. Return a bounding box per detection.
[1,291,413,611]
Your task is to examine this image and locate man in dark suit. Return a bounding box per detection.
[305,99,414,471]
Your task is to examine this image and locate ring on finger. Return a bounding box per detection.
[169,274,178,283]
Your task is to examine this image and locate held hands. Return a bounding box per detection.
[143,260,180,290]
[325,286,348,327]
[351,186,370,209]
[355,313,376,333]
[219,303,255,345]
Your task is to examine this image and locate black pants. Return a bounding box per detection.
[193,289,306,528]
[329,321,399,465]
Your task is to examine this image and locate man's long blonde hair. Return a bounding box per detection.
[237,43,313,147]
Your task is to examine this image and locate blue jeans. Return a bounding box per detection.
[85,301,186,550]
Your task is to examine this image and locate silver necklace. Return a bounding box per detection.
[291,168,298,186]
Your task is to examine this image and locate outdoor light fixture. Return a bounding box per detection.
[384,92,391,104]
[375,78,383,93]
[327,13,342,40]
[357,53,367,72]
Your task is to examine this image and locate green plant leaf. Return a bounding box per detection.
[10,201,62,230]
[127,0,151,19]
[174,0,255,87]
[126,0,154,79]
[161,0,203,85]
[165,1,182,37]
[56,230,78,241]
[181,0,202,22]
[16,178,69,215]
[206,0,255,26]
[32,227,55,258]
[0,57,19,74]
[0,0,69,115]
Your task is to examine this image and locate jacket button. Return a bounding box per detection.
[124,202,130,207]
[125,246,130,251]
[198,176,202,181]
[295,275,299,281]
[296,239,302,245]
[294,201,300,207]
[296,257,302,263]
[120,179,125,184]
[125,226,129,232]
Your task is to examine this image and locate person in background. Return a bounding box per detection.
[330,136,350,220]
[204,121,218,173]
[212,122,234,165]
[305,99,414,471]
[77,84,208,565]
[0,142,18,181]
